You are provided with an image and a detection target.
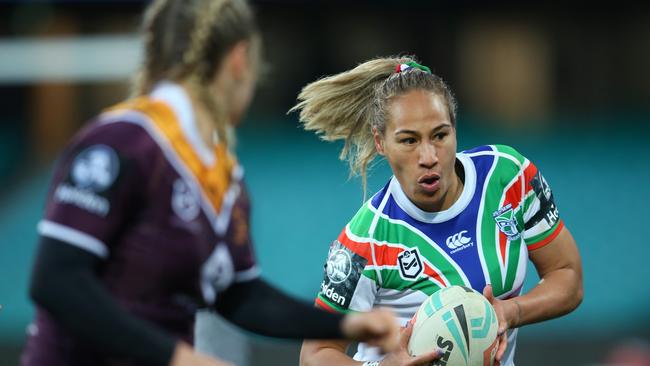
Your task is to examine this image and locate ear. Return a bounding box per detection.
[373,127,385,156]
[224,40,250,81]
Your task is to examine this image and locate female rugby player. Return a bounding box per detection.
[21,2,400,365]
[292,57,583,366]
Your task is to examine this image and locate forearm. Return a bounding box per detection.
[300,340,362,366]
[508,266,583,328]
[30,237,176,365]
[215,278,345,339]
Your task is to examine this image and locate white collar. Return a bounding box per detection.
[150,81,216,166]
[388,153,476,223]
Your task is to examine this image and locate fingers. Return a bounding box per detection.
[375,309,400,353]
[347,309,400,353]
[400,321,414,349]
[483,284,495,303]
[495,330,508,362]
[406,350,443,366]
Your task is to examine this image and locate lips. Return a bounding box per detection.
[417,173,441,192]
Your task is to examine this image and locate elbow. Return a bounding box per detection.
[562,273,583,315]
[571,281,584,312]
[299,341,330,366]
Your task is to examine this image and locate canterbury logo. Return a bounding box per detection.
[446,230,472,249]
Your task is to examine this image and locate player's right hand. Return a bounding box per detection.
[340,308,400,354]
[169,342,234,366]
[378,322,442,366]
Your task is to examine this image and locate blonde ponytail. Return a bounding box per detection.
[290,57,413,193]
[291,56,457,197]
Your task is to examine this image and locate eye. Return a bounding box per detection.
[400,137,417,145]
[433,132,448,141]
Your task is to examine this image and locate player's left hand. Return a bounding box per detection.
[483,285,520,366]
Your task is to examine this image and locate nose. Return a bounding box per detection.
[418,141,438,169]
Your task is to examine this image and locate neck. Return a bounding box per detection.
[427,158,465,212]
[444,158,465,209]
[180,82,218,148]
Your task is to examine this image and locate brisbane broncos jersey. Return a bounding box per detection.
[22,82,258,365]
[316,145,563,365]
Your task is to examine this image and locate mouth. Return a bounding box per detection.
[417,173,441,193]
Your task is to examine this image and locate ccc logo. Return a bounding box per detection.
[446,230,471,249]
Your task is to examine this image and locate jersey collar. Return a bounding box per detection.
[388,153,476,223]
[150,81,216,166]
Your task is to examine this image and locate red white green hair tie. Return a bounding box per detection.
[395,61,432,74]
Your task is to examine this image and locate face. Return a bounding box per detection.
[229,51,257,125]
[374,89,459,212]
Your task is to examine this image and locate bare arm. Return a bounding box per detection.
[300,322,440,366]
[300,339,361,366]
[484,226,583,363]
[500,226,583,328]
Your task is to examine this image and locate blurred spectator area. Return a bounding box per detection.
[0,1,649,170]
[0,2,649,365]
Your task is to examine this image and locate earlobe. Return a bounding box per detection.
[373,128,385,156]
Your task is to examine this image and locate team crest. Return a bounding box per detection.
[397,247,423,280]
[492,204,521,240]
[172,178,200,222]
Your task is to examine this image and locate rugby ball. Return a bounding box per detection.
[408,286,499,366]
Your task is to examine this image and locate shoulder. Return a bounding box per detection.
[462,144,527,164]
[54,110,167,190]
[345,180,392,236]
[69,106,167,161]
[461,144,532,176]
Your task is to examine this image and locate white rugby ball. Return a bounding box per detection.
[408,286,499,366]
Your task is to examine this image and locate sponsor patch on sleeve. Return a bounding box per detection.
[318,240,367,310]
[526,171,560,229]
[54,144,121,217]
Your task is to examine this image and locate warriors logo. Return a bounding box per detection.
[493,204,521,240]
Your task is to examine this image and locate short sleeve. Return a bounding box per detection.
[521,162,564,251]
[37,122,151,259]
[315,230,376,313]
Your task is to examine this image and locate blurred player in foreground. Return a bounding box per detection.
[21,1,400,365]
[292,57,583,366]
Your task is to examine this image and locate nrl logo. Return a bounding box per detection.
[492,204,521,240]
[397,247,423,280]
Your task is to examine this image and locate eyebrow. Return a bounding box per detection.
[394,123,452,135]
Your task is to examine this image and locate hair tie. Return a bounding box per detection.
[395,61,431,74]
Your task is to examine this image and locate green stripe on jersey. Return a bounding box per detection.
[494,144,526,165]
[479,146,524,295]
[349,210,467,288]
[378,270,442,294]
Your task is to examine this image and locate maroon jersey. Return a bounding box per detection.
[22,82,258,365]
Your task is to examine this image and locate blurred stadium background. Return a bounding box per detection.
[1,1,649,365]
